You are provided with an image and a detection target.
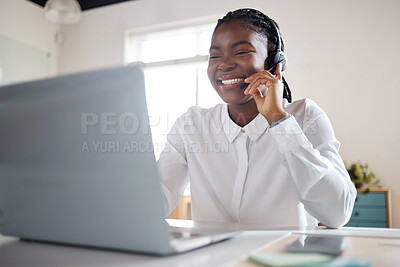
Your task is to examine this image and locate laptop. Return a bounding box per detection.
[0,65,239,255]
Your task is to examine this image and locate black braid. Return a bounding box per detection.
[214,8,292,103]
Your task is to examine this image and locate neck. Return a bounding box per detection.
[228,99,259,128]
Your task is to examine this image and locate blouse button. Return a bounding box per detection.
[241,129,245,133]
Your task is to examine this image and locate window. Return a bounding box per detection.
[125,23,221,158]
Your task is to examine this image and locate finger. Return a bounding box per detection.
[244,76,261,94]
[244,75,270,93]
[245,77,268,95]
[245,70,274,83]
[245,76,280,95]
[244,80,260,95]
[246,80,262,96]
[250,83,267,98]
[275,63,282,81]
[250,85,265,100]
[253,88,264,100]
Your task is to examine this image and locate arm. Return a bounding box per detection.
[245,64,356,228]
[157,121,189,217]
[269,110,356,228]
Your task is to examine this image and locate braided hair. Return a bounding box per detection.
[214,8,292,103]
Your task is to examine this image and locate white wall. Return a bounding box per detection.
[5,0,400,228]
[0,0,60,75]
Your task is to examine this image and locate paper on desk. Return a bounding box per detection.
[248,252,333,266]
[300,258,372,267]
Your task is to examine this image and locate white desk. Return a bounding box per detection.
[1,220,400,267]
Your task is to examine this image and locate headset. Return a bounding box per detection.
[266,18,288,74]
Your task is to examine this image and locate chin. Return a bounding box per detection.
[219,94,254,106]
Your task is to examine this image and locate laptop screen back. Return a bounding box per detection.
[0,66,172,254]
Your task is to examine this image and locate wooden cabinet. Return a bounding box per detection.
[345,187,391,228]
[168,195,191,220]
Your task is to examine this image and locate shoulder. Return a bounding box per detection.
[284,98,325,119]
[283,98,327,130]
[174,103,225,129]
[187,103,224,116]
[176,104,224,122]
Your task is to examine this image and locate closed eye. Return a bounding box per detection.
[236,51,249,55]
[209,55,221,59]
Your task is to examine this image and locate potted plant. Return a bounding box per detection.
[346,161,380,193]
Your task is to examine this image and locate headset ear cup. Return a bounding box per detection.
[275,50,288,71]
[267,51,288,72]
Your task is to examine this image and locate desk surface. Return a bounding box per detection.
[1,220,400,267]
[231,234,400,267]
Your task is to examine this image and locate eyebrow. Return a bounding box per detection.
[209,41,255,51]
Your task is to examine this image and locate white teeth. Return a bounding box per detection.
[221,78,244,85]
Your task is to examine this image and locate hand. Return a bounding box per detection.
[244,63,289,124]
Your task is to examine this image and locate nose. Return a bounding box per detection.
[217,56,235,72]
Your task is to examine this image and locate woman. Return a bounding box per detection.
[157,8,356,228]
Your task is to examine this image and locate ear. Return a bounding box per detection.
[264,51,274,70]
[264,56,269,70]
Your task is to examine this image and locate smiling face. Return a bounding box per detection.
[207,20,269,106]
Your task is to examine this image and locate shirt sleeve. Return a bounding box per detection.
[156,120,189,217]
[269,109,357,228]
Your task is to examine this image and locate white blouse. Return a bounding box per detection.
[157,98,356,228]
